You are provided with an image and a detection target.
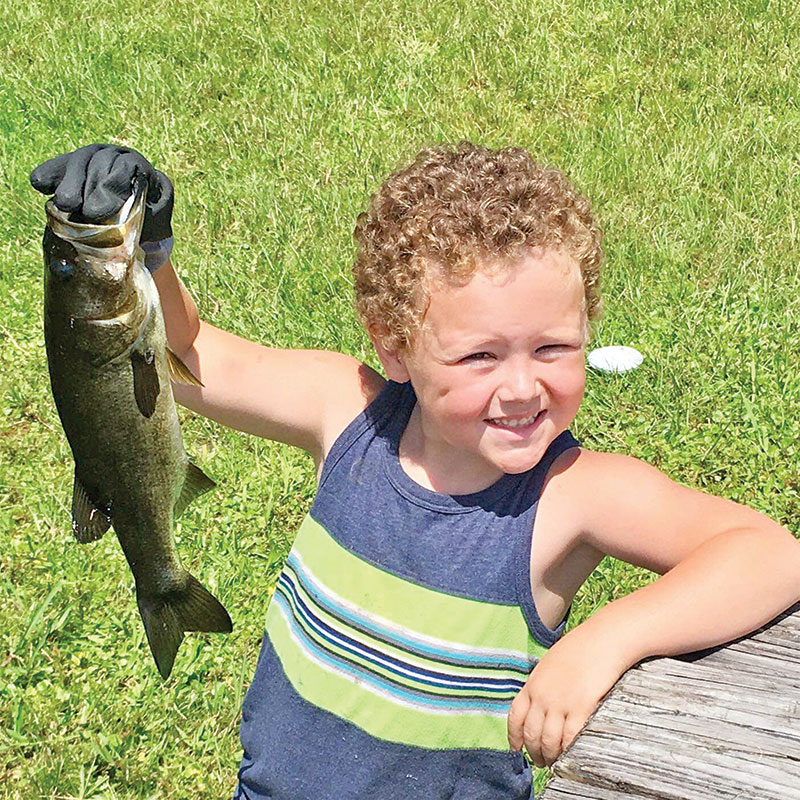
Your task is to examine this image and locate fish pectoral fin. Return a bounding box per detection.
[131,348,160,418]
[71,476,111,543]
[137,573,232,679]
[166,347,203,387]
[174,460,217,519]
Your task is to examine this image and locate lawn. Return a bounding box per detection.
[2,0,800,797]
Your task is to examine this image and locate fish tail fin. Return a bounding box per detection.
[137,574,233,679]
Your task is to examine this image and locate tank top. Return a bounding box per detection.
[235,379,580,800]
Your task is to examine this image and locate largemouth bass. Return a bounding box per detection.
[42,177,232,679]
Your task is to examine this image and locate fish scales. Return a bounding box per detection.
[41,178,232,679]
[46,264,182,586]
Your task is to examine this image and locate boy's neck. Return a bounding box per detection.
[397,405,506,495]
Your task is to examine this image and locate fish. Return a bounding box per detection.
[41,176,232,679]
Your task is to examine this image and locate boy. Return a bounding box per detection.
[31,142,800,799]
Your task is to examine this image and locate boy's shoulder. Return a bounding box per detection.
[319,355,386,461]
[535,444,770,586]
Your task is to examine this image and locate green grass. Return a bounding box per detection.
[2,0,800,796]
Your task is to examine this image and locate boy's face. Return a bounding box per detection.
[374,248,587,491]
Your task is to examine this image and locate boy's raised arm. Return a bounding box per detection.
[151,256,202,358]
[30,144,386,467]
[153,260,385,465]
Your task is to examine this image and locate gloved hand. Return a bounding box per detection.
[31,144,174,270]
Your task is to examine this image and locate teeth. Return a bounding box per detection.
[488,412,540,428]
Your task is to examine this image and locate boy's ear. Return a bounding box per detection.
[368,325,411,383]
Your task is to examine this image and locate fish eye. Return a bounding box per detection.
[49,258,73,280]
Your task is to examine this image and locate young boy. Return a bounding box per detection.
[32,142,800,799]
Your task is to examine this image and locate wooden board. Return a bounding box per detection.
[538,603,800,799]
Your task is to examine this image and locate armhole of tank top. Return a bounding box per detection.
[514,431,581,650]
[317,379,403,491]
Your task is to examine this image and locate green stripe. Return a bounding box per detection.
[266,513,553,750]
[275,577,519,700]
[294,514,548,660]
[267,596,512,750]
[282,560,529,684]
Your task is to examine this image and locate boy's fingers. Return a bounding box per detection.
[522,705,546,767]
[81,147,127,219]
[84,150,141,220]
[539,710,566,767]
[562,710,588,754]
[146,169,174,215]
[506,689,531,750]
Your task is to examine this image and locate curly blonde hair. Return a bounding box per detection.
[353,141,603,352]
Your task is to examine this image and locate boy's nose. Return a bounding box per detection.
[497,362,541,403]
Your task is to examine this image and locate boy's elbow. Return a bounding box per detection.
[771,524,800,580]
[736,523,800,605]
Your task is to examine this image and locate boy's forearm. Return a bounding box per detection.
[152,261,202,357]
[572,524,800,670]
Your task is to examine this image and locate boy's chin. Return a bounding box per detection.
[501,461,543,475]
[492,448,549,475]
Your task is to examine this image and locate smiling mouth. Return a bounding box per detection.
[485,410,546,430]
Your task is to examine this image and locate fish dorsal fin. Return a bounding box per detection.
[167,348,203,387]
[131,348,159,418]
[174,460,216,519]
[72,475,111,543]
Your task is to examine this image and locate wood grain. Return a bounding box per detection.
[538,602,800,799]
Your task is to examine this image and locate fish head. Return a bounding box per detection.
[43,177,150,359]
[43,226,138,318]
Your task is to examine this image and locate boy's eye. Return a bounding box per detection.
[462,352,493,362]
[537,344,570,355]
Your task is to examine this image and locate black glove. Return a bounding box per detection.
[30,144,173,244]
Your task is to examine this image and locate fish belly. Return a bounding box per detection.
[48,329,185,587]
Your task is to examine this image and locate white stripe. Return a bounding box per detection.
[272,591,510,718]
[278,574,525,692]
[289,549,535,668]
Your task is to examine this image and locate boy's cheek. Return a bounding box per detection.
[439,384,495,421]
[555,368,586,418]
[561,359,587,396]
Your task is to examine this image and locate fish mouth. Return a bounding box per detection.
[45,175,147,251]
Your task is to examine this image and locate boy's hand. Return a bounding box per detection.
[30,143,174,245]
[507,628,630,767]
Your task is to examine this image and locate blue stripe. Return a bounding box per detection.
[281,567,525,691]
[272,588,514,715]
[278,574,523,694]
[286,552,533,674]
[276,574,525,696]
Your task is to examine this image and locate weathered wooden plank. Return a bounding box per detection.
[538,603,800,799]
[578,703,799,770]
[671,647,800,682]
[675,607,800,666]
[650,649,800,684]
[594,695,800,752]
[619,663,800,734]
[537,777,655,800]
[554,725,798,799]
[639,656,800,695]
[680,637,800,669]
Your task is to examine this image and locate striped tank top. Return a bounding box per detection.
[235,379,579,800]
